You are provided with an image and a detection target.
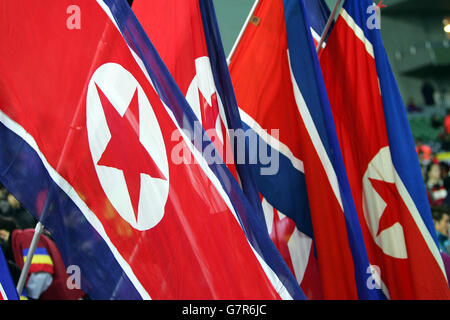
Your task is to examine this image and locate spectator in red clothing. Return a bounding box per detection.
[415,139,432,166]
[441,109,450,151]
[445,109,450,134]
[426,163,448,206]
[0,215,85,300]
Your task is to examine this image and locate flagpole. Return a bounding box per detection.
[13,16,119,300]
[316,0,342,54]
[15,178,59,297]
[227,0,260,65]
[16,221,44,296]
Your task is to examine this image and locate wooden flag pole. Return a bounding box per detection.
[316,0,342,54]
[227,0,260,65]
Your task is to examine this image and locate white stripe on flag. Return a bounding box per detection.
[287,50,343,210]
[0,109,151,300]
[97,0,295,300]
[338,7,448,283]
[239,108,305,174]
[0,283,8,300]
[339,8,375,59]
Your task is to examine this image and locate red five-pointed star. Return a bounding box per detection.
[369,178,405,237]
[270,211,296,275]
[95,84,166,220]
[198,89,220,131]
[198,90,224,155]
[198,89,239,180]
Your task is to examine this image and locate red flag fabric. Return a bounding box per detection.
[229,0,364,299]
[132,0,237,178]
[0,0,294,299]
[319,0,450,299]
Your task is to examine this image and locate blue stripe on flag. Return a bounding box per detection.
[342,0,439,248]
[303,0,331,36]
[240,123,314,239]
[198,0,265,218]
[283,0,386,299]
[0,246,18,300]
[0,120,141,300]
[102,0,306,300]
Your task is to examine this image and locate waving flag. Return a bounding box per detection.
[130,0,303,299]
[0,246,18,300]
[132,1,234,175]
[229,0,383,299]
[131,0,264,220]
[0,0,305,299]
[320,0,450,299]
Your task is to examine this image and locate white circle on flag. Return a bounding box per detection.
[362,146,408,259]
[86,63,169,231]
[185,56,226,143]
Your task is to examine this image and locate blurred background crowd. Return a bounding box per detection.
[0,185,37,231]
[414,107,450,255]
